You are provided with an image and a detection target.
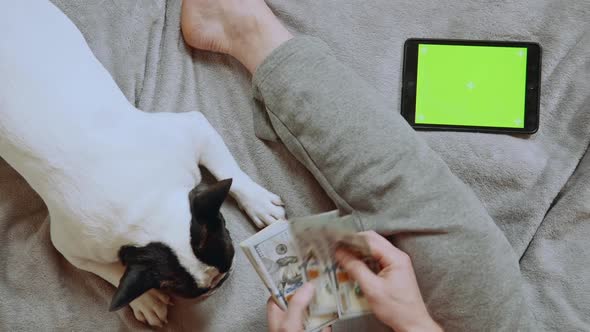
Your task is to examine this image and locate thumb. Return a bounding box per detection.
[283,283,315,331]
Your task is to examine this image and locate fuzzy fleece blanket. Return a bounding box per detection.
[0,0,588,331]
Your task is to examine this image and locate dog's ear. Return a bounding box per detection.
[189,179,232,219]
[109,246,160,311]
[109,264,158,311]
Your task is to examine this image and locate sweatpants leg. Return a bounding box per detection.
[252,37,533,331]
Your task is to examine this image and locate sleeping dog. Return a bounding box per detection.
[0,0,285,327]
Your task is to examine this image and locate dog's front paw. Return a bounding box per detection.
[232,178,286,228]
[130,289,172,328]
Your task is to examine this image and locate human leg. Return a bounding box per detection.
[180,1,533,330]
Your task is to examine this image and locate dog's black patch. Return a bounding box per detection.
[188,179,235,273]
[109,179,235,311]
[110,242,210,311]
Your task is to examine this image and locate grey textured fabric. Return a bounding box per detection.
[520,145,590,331]
[253,36,529,332]
[0,0,588,331]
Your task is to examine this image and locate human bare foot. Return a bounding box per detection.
[181,0,293,73]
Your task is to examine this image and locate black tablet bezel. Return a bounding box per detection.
[401,38,541,134]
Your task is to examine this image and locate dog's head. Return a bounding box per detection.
[109,179,235,311]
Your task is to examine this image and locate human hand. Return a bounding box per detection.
[266,283,331,332]
[335,231,442,332]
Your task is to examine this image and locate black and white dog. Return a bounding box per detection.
[0,0,284,326]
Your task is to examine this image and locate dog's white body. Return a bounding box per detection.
[0,0,283,325]
[0,0,210,279]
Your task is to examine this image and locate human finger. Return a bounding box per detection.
[266,296,286,331]
[360,231,408,267]
[282,283,315,331]
[334,249,380,289]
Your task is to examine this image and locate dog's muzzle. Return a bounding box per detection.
[201,269,231,298]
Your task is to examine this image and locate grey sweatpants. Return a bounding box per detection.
[252,37,534,331]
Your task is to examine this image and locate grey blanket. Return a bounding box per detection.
[0,0,588,331]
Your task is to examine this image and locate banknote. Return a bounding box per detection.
[290,210,378,318]
[290,211,369,260]
[290,212,340,317]
[241,221,296,308]
[242,211,378,329]
[241,221,338,331]
[301,250,339,317]
[333,265,372,318]
[289,210,342,267]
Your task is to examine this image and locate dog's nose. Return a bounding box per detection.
[199,271,231,299]
[212,271,229,288]
[212,274,223,287]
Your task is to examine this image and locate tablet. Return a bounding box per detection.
[401,39,541,134]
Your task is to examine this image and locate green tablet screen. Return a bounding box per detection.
[415,44,528,128]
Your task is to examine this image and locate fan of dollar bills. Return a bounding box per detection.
[241,210,379,332]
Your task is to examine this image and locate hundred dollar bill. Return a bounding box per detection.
[333,265,373,318]
[241,221,338,332]
[290,210,378,318]
[290,210,342,267]
[290,212,340,317]
[301,250,339,317]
